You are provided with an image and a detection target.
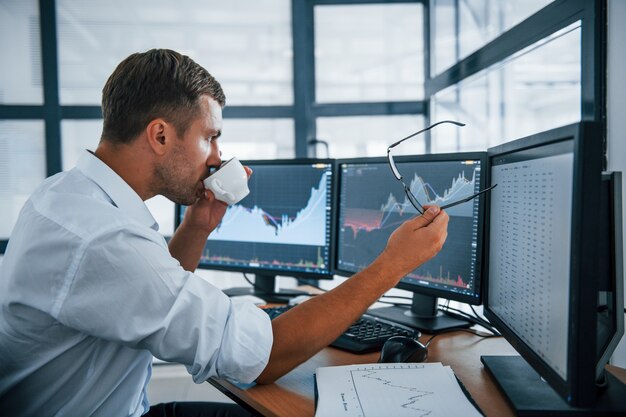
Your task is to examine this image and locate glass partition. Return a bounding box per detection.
[431,22,581,152]
[431,0,554,76]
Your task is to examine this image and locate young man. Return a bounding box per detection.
[0,49,448,417]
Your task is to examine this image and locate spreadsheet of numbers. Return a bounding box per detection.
[489,151,573,380]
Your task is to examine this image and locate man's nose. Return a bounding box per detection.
[207,145,222,166]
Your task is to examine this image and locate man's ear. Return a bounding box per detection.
[146,119,169,156]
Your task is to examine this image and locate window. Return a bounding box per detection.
[56,0,293,105]
[219,119,295,160]
[0,121,46,238]
[316,115,424,158]
[431,0,554,76]
[61,120,102,170]
[315,3,424,103]
[431,23,581,152]
[0,0,42,104]
[0,0,606,254]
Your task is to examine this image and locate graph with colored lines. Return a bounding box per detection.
[336,159,482,296]
[208,170,329,246]
[179,162,333,275]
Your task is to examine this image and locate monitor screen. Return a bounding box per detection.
[482,123,620,409]
[336,154,485,302]
[488,139,574,380]
[176,160,335,279]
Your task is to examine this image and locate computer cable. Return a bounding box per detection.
[439,304,491,329]
[438,305,501,336]
[423,327,501,349]
[375,300,411,306]
[374,296,500,335]
[242,272,264,291]
[441,306,500,335]
[375,296,498,333]
[307,138,330,158]
[379,295,413,301]
[469,305,500,334]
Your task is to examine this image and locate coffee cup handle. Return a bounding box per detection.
[210,180,235,201]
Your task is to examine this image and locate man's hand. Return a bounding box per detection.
[181,189,228,234]
[168,166,252,271]
[379,205,448,280]
[181,166,253,234]
[257,204,448,384]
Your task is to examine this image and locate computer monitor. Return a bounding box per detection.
[334,152,487,332]
[175,159,335,301]
[482,122,625,413]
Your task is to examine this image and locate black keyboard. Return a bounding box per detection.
[261,305,420,353]
[263,304,293,320]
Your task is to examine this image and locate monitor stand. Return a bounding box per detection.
[367,293,472,333]
[482,355,626,416]
[223,274,308,304]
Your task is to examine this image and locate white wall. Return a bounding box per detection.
[607,0,626,367]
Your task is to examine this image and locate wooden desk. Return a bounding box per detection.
[209,331,521,417]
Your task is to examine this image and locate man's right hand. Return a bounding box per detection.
[379,205,449,281]
[257,204,449,384]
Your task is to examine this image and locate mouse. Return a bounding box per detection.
[378,336,428,363]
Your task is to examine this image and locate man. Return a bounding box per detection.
[0,49,448,416]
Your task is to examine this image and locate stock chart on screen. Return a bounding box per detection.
[337,159,482,297]
[179,162,333,276]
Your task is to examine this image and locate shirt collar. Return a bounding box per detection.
[76,150,159,231]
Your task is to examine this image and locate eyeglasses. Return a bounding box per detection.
[386,120,497,215]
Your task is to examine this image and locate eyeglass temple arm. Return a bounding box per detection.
[439,183,498,210]
[388,120,466,150]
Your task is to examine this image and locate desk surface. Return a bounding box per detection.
[210,331,523,417]
[210,330,626,417]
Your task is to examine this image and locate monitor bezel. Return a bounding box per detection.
[483,122,603,406]
[174,158,337,280]
[333,151,488,305]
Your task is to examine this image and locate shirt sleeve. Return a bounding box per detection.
[56,224,273,384]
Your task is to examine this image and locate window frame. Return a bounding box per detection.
[0,0,606,253]
[426,0,606,129]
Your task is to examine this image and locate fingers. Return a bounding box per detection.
[409,205,441,230]
[204,188,217,201]
[412,208,449,254]
[244,166,253,178]
[430,213,449,251]
[381,206,449,277]
[204,190,228,207]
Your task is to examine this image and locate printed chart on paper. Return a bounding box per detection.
[314,363,482,417]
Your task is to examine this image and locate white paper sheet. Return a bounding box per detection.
[315,362,482,417]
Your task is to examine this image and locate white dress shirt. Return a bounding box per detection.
[0,151,273,417]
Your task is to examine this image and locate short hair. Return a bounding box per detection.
[101,49,226,144]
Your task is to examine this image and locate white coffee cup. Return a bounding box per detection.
[203,157,250,205]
